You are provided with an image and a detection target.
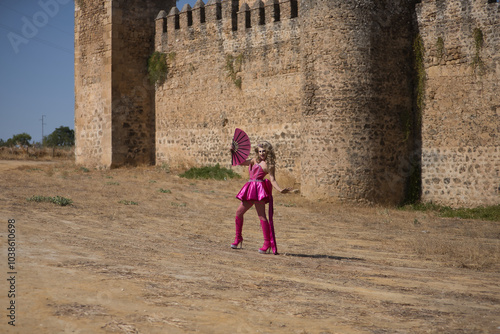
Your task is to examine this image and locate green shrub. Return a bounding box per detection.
[27,195,73,206]
[148,51,168,86]
[118,200,138,205]
[179,164,241,180]
[399,203,500,221]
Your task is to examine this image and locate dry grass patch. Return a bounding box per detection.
[409,232,500,270]
[0,146,74,160]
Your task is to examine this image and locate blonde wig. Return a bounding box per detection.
[255,141,276,170]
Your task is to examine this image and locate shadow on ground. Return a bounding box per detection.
[283,253,364,261]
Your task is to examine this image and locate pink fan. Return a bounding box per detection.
[231,128,251,166]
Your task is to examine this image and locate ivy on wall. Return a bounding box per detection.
[436,36,444,60]
[148,51,168,86]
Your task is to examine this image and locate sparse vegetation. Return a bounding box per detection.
[408,231,500,270]
[179,163,241,180]
[27,195,73,206]
[148,51,168,86]
[159,188,171,193]
[399,202,500,222]
[0,146,74,160]
[118,200,138,205]
[436,36,444,59]
[158,162,170,173]
[225,54,243,89]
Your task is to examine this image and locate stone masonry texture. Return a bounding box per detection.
[75,0,500,207]
[75,0,175,167]
[417,0,499,207]
[75,0,113,167]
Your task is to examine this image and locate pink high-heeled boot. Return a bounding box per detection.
[231,216,244,249]
[259,219,271,254]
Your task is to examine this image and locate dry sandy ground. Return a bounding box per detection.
[0,159,499,334]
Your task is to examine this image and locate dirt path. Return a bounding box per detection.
[1,160,499,333]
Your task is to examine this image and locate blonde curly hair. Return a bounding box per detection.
[254,141,276,170]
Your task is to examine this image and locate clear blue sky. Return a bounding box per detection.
[0,0,193,144]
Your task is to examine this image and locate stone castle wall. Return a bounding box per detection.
[417,0,500,207]
[75,0,113,167]
[154,0,303,182]
[75,0,174,167]
[299,0,416,203]
[110,0,173,167]
[153,0,416,204]
[75,0,499,207]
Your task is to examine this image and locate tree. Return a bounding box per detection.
[44,126,75,147]
[7,133,32,147]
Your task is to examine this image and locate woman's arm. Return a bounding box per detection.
[268,167,291,193]
[239,158,254,166]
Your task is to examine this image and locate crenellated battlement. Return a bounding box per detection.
[155,0,298,49]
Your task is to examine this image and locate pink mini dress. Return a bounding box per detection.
[236,163,271,203]
[235,162,278,254]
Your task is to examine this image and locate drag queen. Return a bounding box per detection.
[231,141,291,254]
